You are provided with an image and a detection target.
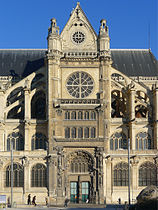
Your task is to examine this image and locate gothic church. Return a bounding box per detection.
[0,2,157,206]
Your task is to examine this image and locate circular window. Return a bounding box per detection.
[66,72,94,98]
[72,31,85,44]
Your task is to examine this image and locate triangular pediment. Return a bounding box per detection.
[61,2,97,53]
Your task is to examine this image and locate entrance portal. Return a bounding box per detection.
[70,181,90,203]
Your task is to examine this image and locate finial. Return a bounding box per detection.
[77,2,80,5]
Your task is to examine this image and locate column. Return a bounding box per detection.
[105,157,112,203]
[24,87,31,151]
[129,89,135,150]
[100,57,112,151]
[48,156,57,204]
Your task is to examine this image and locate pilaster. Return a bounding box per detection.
[153,84,158,149]
[128,89,135,150]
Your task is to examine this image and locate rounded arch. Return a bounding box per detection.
[31,132,47,150]
[110,132,127,150]
[31,90,46,119]
[135,132,152,150]
[6,162,24,187]
[139,161,157,186]
[31,163,47,187]
[111,90,126,118]
[7,132,24,151]
[67,150,94,173]
[113,162,128,186]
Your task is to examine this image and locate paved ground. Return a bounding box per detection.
[3,206,126,210]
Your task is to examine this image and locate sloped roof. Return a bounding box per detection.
[0,49,46,78]
[0,49,157,78]
[111,49,158,77]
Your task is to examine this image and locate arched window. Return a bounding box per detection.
[78,127,83,138]
[31,164,46,187]
[136,132,152,150]
[91,111,96,120]
[110,132,127,150]
[78,111,83,120]
[70,151,93,173]
[139,162,157,186]
[113,162,128,186]
[84,111,89,120]
[91,127,96,138]
[84,127,89,138]
[65,127,70,138]
[7,132,24,151]
[65,111,70,120]
[71,111,76,120]
[31,91,46,120]
[71,127,76,138]
[6,163,24,187]
[31,133,47,150]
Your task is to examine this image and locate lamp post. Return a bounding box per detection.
[128,138,131,207]
[11,141,13,208]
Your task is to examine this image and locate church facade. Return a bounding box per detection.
[0,2,157,206]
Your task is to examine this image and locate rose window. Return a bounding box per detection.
[66,72,94,98]
[72,31,85,44]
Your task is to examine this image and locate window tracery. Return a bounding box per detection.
[31,133,47,150]
[31,164,46,187]
[110,132,127,150]
[113,162,128,186]
[69,151,93,173]
[66,72,94,98]
[136,132,152,150]
[139,162,157,186]
[7,132,24,151]
[6,163,24,187]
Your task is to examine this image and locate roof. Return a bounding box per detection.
[0,49,46,78]
[111,49,158,77]
[0,49,157,78]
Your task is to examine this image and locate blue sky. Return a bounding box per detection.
[0,0,157,58]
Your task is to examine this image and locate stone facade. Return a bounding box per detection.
[0,2,157,206]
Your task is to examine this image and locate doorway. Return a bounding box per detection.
[70,181,90,203]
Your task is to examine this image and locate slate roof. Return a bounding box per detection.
[111,49,158,77]
[0,49,157,78]
[0,49,46,78]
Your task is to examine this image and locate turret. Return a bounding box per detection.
[47,18,62,55]
[98,19,110,53]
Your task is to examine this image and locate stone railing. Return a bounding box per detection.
[64,51,97,58]
[59,99,101,104]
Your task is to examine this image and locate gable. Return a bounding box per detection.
[61,3,97,53]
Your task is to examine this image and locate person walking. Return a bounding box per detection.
[32,196,37,206]
[27,194,31,205]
